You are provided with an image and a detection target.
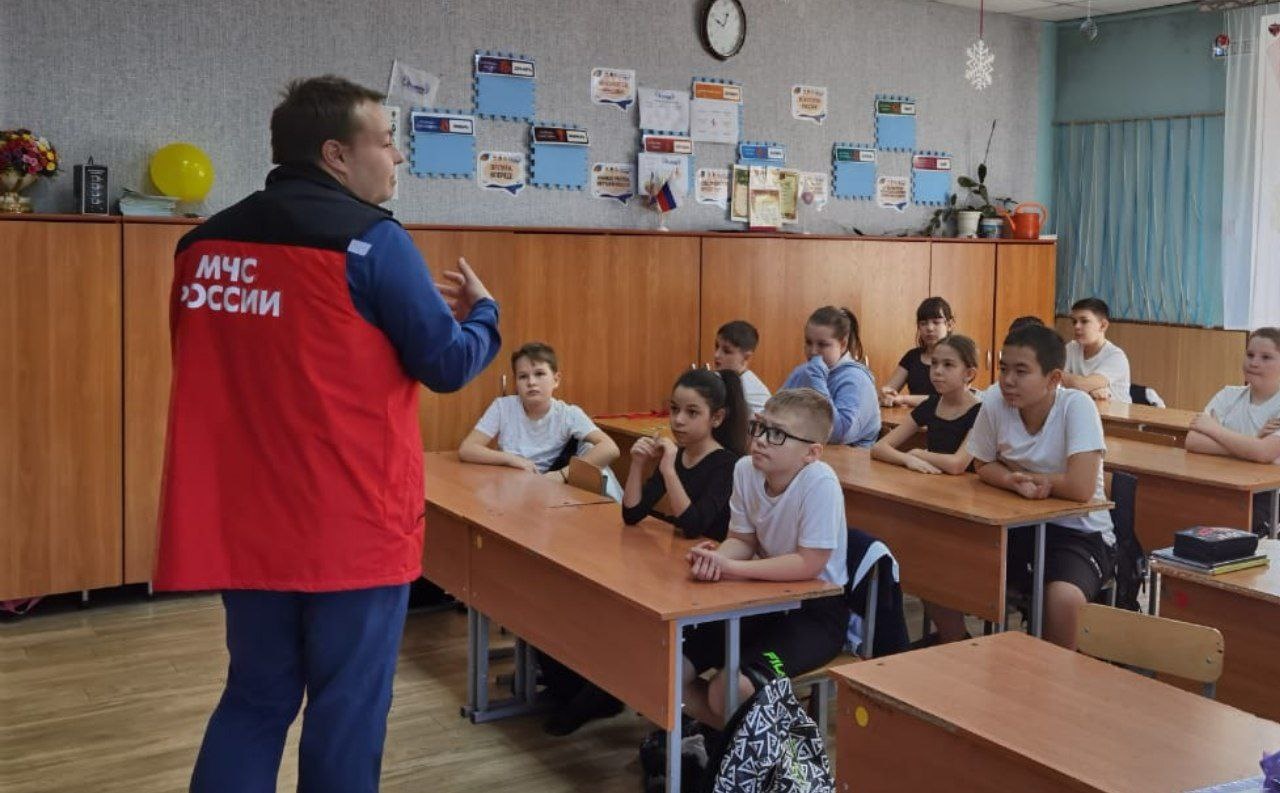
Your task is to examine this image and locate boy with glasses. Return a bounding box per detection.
[680,388,849,728]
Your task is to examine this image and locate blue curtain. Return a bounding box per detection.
[1052,116,1223,326]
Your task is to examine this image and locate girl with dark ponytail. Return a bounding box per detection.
[621,369,745,541]
[781,306,880,447]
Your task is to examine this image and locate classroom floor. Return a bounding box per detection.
[0,590,956,792]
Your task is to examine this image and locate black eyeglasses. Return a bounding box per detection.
[747,419,820,446]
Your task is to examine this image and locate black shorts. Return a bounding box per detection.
[1007,524,1115,601]
[681,594,849,681]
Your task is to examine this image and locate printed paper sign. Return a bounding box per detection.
[876,175,909,212]
[637,152,689,202]
[387,60,440,108]
[412,112,475,135]
[384,105,401,201]
[475,54,535,78]
[798,171,829,211]
[477,151,526,195]
[696,168,730,207]
[791,85,827,124]
[591,162,634,203]
[638,88,690,133]
[590,67,636,110]
[692,81,743,102]
[642,134,694,155]
[691,98,739,144]
[731,165,750,222]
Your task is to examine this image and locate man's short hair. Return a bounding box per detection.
[270,75,385,165]
[1003,324,1067,374]
[763,388,834,442]
[716,320,760,353]
[511,341,558,373]
[1070,297,1111,321]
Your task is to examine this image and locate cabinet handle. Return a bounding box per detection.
[986,350,992,369]
[501,374,508,396]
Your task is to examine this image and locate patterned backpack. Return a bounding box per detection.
[701,667,834,793]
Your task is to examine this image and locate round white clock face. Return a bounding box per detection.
[706,0,745,58]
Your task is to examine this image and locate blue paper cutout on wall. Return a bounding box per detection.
[911,151,953,206]
[409,110,476,178]
[530,122,589,189]
[874,94,917,152]
[473,51,536,121]
[831,143,876,200]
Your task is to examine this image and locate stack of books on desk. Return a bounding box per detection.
[118,188,178,217]
[1153,526,1269,575]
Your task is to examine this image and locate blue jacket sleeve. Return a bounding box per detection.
[827,364,879,446]
[347,220,501,392]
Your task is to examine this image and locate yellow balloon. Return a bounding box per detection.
[149,142,214,202]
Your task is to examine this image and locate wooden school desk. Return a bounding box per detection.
[832,632,1280,793]
[421,452,839,792]
[822,447,1110,636]
[1102,436,1280,553]
[1154,539,1280,723]
[1094,400,1196,442]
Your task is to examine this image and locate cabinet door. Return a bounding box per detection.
[929,242,996,387]
[1,220,122,599]
[994,243,1056,344]
[409,230,517,452]
[512,233,701,416]
[122,222,196,584]
[701,238,930,391]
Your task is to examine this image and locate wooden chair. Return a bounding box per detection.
[1075,603,1224,698]
[1106,424,1180,447]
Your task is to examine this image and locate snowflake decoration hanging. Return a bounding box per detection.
[965,38,995,91]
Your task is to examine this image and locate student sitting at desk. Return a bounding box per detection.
[458,341,621,496]
[880,296,955,409]
[782,306,879,447]
[681,388,850,728]
[1062,298,1132,403]
[713,319,771,416]
[967,324,1115,650]
[622,368,747,540]
[1186,327,1280,535]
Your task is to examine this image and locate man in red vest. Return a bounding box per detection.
[153,75,500,792]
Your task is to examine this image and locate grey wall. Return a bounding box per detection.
[6,0,1042,233]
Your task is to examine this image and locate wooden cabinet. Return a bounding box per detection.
[929,243,997,387]
[994,243,1056,343]
[1,220,123,600]
[700,238,931,392]
[3,217,1054,597]
[122,223,193,584]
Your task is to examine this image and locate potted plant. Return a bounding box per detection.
[0,129,59,213]
[919,121,1013,238]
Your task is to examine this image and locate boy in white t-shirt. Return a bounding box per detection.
[713,320,772,417]
[681,388,849,728]
[1187,327,1280,534]
[458,342,619,485]
[966,323,1114,650]
[1062,298,1132,403]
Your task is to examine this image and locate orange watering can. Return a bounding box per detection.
[1000,201,1049,240]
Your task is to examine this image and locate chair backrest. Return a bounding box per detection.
[565,457,606,495]
[1106,424,1180,447]
[1076,603,1224,695]
[1129,383,1166,408]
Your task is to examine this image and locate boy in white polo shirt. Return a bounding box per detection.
[680,388,849,729]
[1062,297,1132,403]
[967,323,1114,650]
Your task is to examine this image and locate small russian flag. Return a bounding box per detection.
[653,179,678,212]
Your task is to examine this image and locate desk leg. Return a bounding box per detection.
[1271,490,1279,540]
[668,625,685,793]
[464,607,479,718]
[461,608,549,724]
[1030,522,1046,638]
[474,609,491,715]
[1150,569,1161,617]
[724,617,742,718]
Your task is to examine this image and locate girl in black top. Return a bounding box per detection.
[622,369,748,541]
[872,333,981,476]
[872,333,982,645]
[880,296,956,408]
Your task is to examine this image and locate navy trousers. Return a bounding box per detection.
[190,584,410,793]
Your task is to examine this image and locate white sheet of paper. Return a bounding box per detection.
[798,171,829,211]
[383,105,401,202]
[689,97,739,144]
[637,152,689,200]
[387,60,440,108]
[638,88,690,134]
[876,176,909,212]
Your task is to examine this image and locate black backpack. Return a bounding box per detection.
[1108,470,1147,612]
[699,667,834,793]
